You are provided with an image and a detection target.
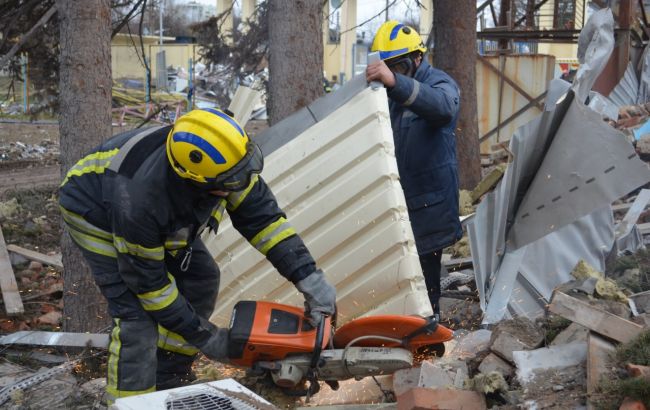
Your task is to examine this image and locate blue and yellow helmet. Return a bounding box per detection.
[166,109,263,191]
[371,20,427,61]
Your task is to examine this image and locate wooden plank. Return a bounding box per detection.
[471,164,507,203]
[0,226,24,315]
[6,244,63,270]
[612,202,633,212]
[549,291,643,344]
[0,331,108,348]
[586,332,616,410]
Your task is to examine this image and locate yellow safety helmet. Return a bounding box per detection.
[166,108,263,191]
[371,20,427,61]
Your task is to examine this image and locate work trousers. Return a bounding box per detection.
[419,251,442,316]
[65,221,219,403]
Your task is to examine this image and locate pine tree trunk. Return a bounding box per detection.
[433,0,481,190]
[267,0,324,125]
[58,0,112,332]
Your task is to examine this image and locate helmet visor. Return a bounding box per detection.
[205,141,264,192]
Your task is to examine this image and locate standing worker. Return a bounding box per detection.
[59,109,336,402]
[366,21,462,320]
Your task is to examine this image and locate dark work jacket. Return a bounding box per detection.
[59,126,316,346]
[387,59,463,254]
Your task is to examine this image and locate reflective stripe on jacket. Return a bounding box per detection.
[387,59,463,254]
[59,126,316,345]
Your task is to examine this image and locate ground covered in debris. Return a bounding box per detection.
[1,117,650,409]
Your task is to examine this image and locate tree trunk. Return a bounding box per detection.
[58,0,112,332]
[267,0,323,125]
[433,0,481,190]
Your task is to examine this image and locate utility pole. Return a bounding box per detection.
[385,0,389,21]
[159,0,163,44]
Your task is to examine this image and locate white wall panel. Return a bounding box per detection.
[205,87,431,326]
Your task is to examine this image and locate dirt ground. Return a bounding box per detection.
[4,119,640,409]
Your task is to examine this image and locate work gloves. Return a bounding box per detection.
[195,317,230,362]
[296,269,337,327]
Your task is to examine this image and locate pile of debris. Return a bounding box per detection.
[0,140,58,163]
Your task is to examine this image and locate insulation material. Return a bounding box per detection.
[204,86,430,326]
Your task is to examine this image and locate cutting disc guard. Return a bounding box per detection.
[333,315,453,350]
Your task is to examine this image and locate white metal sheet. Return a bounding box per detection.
[205,87,430,326]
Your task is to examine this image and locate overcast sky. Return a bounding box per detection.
[184,0,421,35]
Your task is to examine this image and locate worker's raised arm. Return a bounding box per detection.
[387,69,460,126]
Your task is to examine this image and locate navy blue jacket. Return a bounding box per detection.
[386,59,462,254]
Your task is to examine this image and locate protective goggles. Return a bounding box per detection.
[202,141,264,192]
[386,56,415,76]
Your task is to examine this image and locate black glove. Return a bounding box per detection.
[194,317,229,362]
[295,269,337,327]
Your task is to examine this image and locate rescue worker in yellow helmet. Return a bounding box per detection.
[59,108,336,403]
[367,21,462,321]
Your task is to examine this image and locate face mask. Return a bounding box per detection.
[386,56,415,77]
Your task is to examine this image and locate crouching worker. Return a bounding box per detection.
[59,109,336,403]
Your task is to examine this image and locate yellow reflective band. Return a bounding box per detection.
[137,273,179,311]
[68,228,117,258]
[211,199,227,223]
[164,240,187,249]
[226,174,259,211]
[157,325,200,356]
[107,319,121,394]
[113,236,164,261]
[59,206,113,240]
[61,148,119,186]
[250,217,297,255]
[106,385,156,404]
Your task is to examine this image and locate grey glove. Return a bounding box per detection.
[295,269,337,327]
[194,317,229,362]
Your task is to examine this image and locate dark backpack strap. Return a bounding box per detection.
[108,126,169,178]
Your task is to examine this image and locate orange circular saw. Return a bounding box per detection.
[226,301,454,397]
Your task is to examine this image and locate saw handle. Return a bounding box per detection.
[309,315,326,369]
[401,315,439,348]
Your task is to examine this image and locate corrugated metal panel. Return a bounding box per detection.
[205,87,430,326]
[477,55,555,153]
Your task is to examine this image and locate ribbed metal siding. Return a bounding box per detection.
[205,87,431,326]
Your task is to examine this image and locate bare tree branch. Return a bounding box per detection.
[0,6,56,69]
[339,0,398,36]
[111,0,146,38]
